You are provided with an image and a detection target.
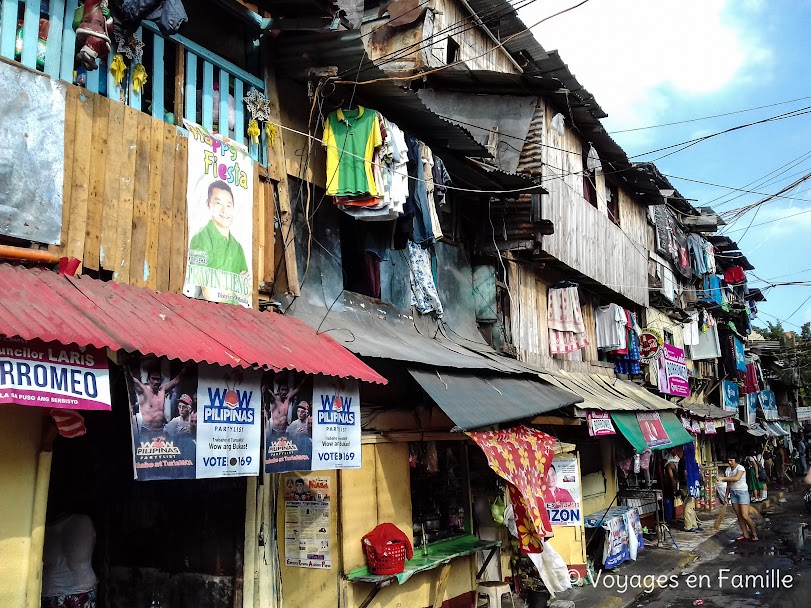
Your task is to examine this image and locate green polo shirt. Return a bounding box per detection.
[189,221,248,274]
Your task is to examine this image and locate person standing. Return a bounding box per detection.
[719,453,758,541]
[746,450,765,502]
[797,435,807,476]
[663,451,680,523]
[41,513,97,608]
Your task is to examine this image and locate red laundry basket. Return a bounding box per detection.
[362,538,407,575]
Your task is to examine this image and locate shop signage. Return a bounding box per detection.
[703,420,717,435]
[797,407,811,423]
[283,475,332,569]
[638,328,663,362]
[725,418,736,432]
[745,393,758,426]
[733,337,746,372]
[265,375,361,474]
[721,380,739,412]
[759,390,778,420]
[587,410,616,436]
[544,457,582,527]
[125,357,262,481]
[681,416,693,432]
[636,412,670,447]
[690,419,701,434]
[0,338,110,411]
[660,344,690,397]
[183,120,254,308]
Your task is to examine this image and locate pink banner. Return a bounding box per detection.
[661,344,690,397]
[0,338,110,411]
[587,410,616,436]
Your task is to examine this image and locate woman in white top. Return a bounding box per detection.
[719,452,758,541]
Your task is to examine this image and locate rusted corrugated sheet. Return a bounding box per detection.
[0,264,386,383]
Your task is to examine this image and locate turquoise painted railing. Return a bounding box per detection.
[0,0,266,164]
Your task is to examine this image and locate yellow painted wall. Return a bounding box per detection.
[581,438,617,515]
[0,405,44,608]
[277,443,477,608]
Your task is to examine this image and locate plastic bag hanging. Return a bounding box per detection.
[586,144,602,171]
[551,112,565,136]
[247,119,260,145]
[132,63,148,93]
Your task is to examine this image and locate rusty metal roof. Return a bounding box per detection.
[0,264,386,383]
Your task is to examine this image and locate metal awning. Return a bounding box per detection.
[537,370,676,411]
[763,421,790,437]
[0,264,386,383]
[408,369,582,430]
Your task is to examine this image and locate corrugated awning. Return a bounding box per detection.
[611,412,694,452]
[0,264,386,383]
[763,421,790,437]
[409,369,582,430]
[537,370,676,411]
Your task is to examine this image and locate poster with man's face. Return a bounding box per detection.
[183,120,254,307]
[543,457,582,526]
[636,412,670,448]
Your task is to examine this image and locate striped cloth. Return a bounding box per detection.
[50,409,87,438]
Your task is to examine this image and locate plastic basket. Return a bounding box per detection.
[363,538,407,575]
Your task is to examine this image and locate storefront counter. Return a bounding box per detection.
[347,536,500,607]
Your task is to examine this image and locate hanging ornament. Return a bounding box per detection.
[132,63,148,93]
[243,87,271,122]
[118,32,145,62]
[109,53,127,87]
[247,119,260,146]
[265,122,277,147]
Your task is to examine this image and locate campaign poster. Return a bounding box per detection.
[759,390,778,420]
[745,393,758,425]
[196,364,262,479]
[126,357,199,480]
[703,420,717,435]
[543,457,582,526]
[690,418,702,434]
[312,376,362,470]
[126,356,262,480]
[587,410,615,436]
[284,475,332,569]
[722,380,739,412]
[0,338,110,411]
[602,514,631,569]
[660,344,690,397]
[183,120,254,308]
[733,337,747,372]
[636,412,670,448]
[725,418,736,432]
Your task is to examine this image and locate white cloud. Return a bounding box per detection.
[519,0,773,146]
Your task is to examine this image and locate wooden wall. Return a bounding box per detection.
[524,99,650,306]
[49,86,275,304]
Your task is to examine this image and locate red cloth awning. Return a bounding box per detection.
[0,264,386,384]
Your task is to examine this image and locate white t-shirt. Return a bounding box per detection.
[595,303,627,350]
[42,514,97,597]
[725,464,748,492]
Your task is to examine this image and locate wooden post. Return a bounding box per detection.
[25,421,54,608]
[174,44,185,124]
[262,51,299,295]
[432,563,452,608]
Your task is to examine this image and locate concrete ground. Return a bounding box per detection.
[539,483,810,608]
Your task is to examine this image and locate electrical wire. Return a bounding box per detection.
[722,207,811,233]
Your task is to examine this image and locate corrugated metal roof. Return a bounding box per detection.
[271,30,489,157]
[538,370,677,411]
[409,368,582,430]
[0,264,386,383]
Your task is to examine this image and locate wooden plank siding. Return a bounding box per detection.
[526,98,649,306]
[50,85,273,300]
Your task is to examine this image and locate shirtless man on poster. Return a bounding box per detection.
[129,365,187,431]
[264,372,307,433]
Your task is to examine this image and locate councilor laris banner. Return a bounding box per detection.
[636,412,670,448]
[543,457,582,526]
[264,373,361,473]
[0,338,110,411]
[125,356,261,480]
[183,120,253,308]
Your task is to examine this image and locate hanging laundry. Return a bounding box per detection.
[547,287,589,355]
[420,142,443,241]
[614,310,641,375]
[407,241,443,316]
[323,106,383,199]
[406,137,435,246]
[682,310,700,346]
[742,360,760,395]
[432,155,452,208]
[724,265,746,285]
[595,303,627,350]
[686,234,710,275]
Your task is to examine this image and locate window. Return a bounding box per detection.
[446,37,460,64]
[338,212,382,300]
[582,152,597,208]
[606,183,620,226]
[663,329,675,345]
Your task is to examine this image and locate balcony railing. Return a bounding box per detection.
[0,0,267,164]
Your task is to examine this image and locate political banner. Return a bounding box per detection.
[703,420,717,435]
[126,356,261,480]
[691,418,702,434]
[722,380,739,412]
[283,475,332,569]
[587,410,616,436]
[264,373,362,473]
[745,393,758,426]
[636,412,670,447]
[725,418,736,432]
[660,344,690,397]
[733,337,747,372]
[759,390,778,420]
[798,406,811,423]
[183,120,253,308]
[544,457,582,526]
[603,514,631,569]
[0,338,110,411]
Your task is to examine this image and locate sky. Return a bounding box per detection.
[519,0,811,331]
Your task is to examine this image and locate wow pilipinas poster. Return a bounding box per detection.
[264,373,361,473]
[183,120,254,308]
[125,356,261,480]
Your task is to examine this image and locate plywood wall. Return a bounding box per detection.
[50,85,275,304]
